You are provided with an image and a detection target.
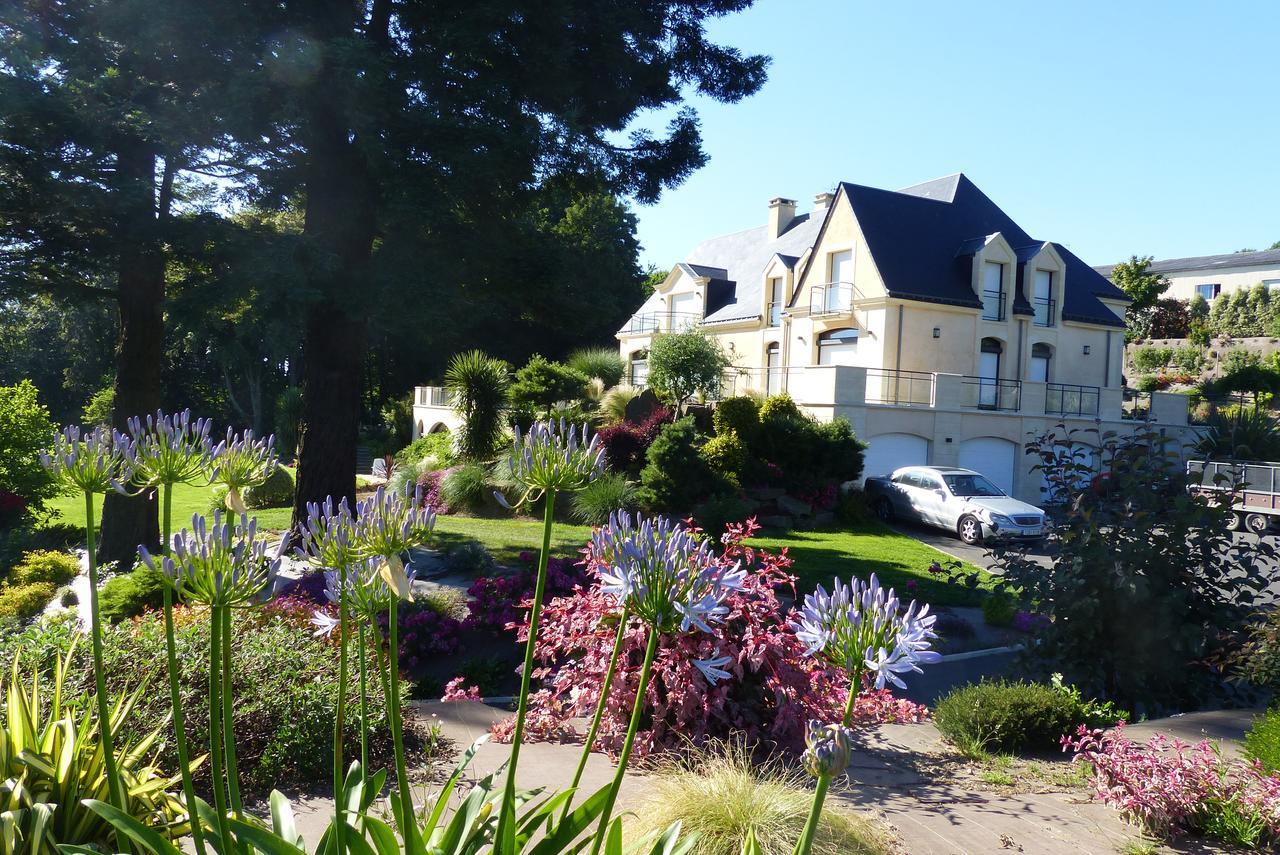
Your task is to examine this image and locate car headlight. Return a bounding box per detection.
[988,513,1015,527]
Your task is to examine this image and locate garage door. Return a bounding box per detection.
[862,433,928,481]
[958,437,1016,495]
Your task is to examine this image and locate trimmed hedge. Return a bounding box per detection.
[0,581,56,621]
[9,549,79,586]
[934,679,1079,755]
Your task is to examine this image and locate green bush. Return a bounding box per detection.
[81,383,115,428]
[759,393,801,423]
[441,463,491,514]
[699,430,748,481]
[712,396,760,441]
[1244,708,1280,774]
[934,679,1080,755]
[1223,347,1261,375]
[99,564,166,623]
[570,472,640,525]
[0,379,60,513]
[0,522,78,581]
[693,493,751,539]
[1172,345,1206,373]
[397,431,455,468]
[0,581,56,621]
[9,549,78,586]
[566,347,626,387]
[639,417,729,513]
[982,591,1016,627]
[243,463,294,509]
[646,330,731,411]
[59,588,79,608]
[1133,374,1160,392]
[597,385,640,425]
[446,541,495,576]
[510,354,588,418]
[1131,346,1171,373]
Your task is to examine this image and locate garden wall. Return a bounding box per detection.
[1125,336,1280,381]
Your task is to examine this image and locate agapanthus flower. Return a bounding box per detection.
[353,485,436,599]
[140,511,286,607]
[801,720,855,778]
[589,511,742,633]
[125,409,216,488]
[496,419,605,507]
[207,428,277,513]
[295,496,362,573]
[40,425,135,495]
[793,573,940,689]
[310,611,341,638]
[692,649,734,685]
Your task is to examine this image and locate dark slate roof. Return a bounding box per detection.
[821,175,1128,327]
[1093,247,1280,278]
[641,173,1128,332]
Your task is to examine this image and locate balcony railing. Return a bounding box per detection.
[1122,388,1152,420]
[416,386,451,407]
[962,376,1021,411]
[620,311,702,335]
[766,300,783,327]
[981,288,1005,321]
[865,368,935,407]
[1033,296,1056,327]
[1045,382,1099,417]
[810,281,856,317]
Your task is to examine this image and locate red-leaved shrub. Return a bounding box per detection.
[490,519,928,757]
[1065,723,1280,845]
[464,555,589,633]
[597,406,672,472]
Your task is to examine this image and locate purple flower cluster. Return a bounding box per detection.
[39,425,134,495]
[125,409,216,487]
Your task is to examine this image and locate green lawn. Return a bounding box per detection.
[747,521,991,607]
[44,485,989,605]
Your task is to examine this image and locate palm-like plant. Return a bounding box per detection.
[1198,405,1280,461]
[0,641,193,855]
[567,348,627,388]
[444,351,510,461]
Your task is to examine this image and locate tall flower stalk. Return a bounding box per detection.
[586,512,745,855]
[788,574,940,855]
[207,426,277,513]
[351,486,437,839]
[296,496,364,855]
[493,420,604,851]
[141,510,285,846]
[39,426,135,849]
[126,410,217,855]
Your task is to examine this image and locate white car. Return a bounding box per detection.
[866,465,1047,544]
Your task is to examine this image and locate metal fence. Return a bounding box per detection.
[865,368,935,407]
[1045,382,1099,417]
[962,377,1021,411]
[809,282,855,316]
[620,311,702,335]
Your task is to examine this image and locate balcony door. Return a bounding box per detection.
[979,338,1002,408]
[670,292,698,329]
[1030,343,1051,383]
[827,250,852,312]
[765,343,782,396]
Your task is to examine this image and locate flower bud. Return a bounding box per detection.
[802,720,854,778]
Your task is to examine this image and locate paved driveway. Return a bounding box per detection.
[886,518,1052,572]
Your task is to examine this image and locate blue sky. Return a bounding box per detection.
[631,0,1280,270]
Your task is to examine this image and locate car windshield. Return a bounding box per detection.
[944,473,1004,497]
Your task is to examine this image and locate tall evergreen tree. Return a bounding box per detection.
[0,0,260,559]
[223,0,770,526]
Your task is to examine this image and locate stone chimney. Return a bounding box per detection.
[768,197,797,240]
[812,191,835,212]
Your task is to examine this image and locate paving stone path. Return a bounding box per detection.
[272,704,1257,854]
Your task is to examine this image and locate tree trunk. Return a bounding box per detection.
[289,40,378,530]
[98,143,163,563]
[292,303,367,524]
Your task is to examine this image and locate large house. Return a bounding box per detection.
[1094,248,1280,304]
[612,174,1194,503]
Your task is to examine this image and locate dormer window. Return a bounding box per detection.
[669,291,700,330]
[982,261,1005,321]
[1032,270,1055,327]
[767,277,784,327]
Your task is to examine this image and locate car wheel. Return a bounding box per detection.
[1226,512,1244,532]
[957,514,982,545]
[874,497,895,522]
[1246,513,1271,535]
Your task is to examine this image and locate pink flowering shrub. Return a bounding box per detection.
[1065,723,1280,847]
[491,519,928,758]
[442,677,483,702]
[415,467,453,514]
[464,554,589,633]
